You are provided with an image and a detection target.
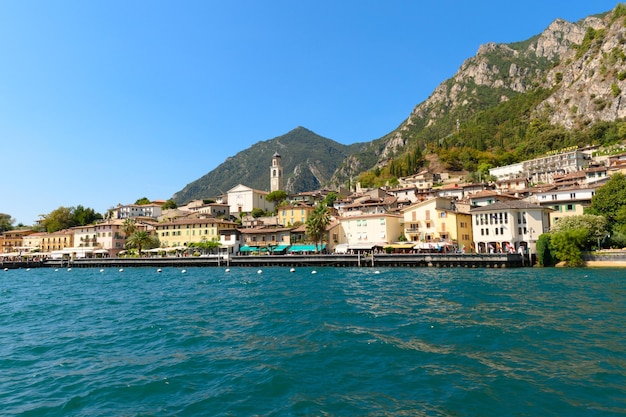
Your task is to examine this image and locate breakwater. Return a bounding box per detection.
[2,253,527,269]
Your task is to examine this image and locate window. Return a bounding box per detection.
[567,204,574,211]
[570,193,576,199]
[440,212,446,218]
[380,218,385,225]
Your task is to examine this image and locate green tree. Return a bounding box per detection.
[0,213,15,233]
[41,206,75,233]
[550,214,607,250]
[589,173,626,227]
[188,238,221,255]
[251,207,265,218]
[305,203,331,253]
[122,218,137,237]
[162,199,178,210]
[535,233,555,267]
[550,228,589,267]
[135,197,152,205]
[266,190,288,205]
[323,192,338,207]
[125,230,159,257]
[73,205,102,226]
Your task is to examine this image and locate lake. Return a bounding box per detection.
[1,266,624,416]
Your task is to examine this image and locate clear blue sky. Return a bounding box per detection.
[0,0,620,225]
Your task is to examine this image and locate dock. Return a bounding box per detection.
[1,253,527,269]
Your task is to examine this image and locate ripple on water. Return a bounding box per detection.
[1,267,625,416]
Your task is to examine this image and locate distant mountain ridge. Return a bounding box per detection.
[174,5,626,203]
[172,127,364,203]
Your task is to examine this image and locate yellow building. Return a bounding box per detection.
[1,229,35,254]
[156,218,238,248]
[41,229,75,252]
[277,203,315,226]
[401,197,473,251]
[22,232,46,253]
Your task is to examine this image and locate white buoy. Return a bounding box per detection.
[181,269,186,273]
[225,268,230,273]
[26,268,30,271]
[54,269,59,272]
[290,268,295,273]
[157,268,162,273]
[311,270,317,274]
[67,268,72,272]
[374,270,380,274]
[3,268,8,272]
[119,268,124,272]
[257,269,263,274]
[100,269,104,273]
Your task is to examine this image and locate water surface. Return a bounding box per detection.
[1,267,624,416]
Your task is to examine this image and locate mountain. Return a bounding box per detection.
[174,5,626,201]
[172,127,364,204]
[331,5,626,186]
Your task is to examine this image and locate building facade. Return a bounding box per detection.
[156,218,238,248]
[227,184,273,214]
[470,201,552,256]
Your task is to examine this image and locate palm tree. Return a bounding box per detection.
[125,230,158,257]
[123,218,137,237]
[305,203,331,253]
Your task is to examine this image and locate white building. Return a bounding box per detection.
[529,184,599,224]
[470,201,552,257]
[226,184,273,215]
[113,203,162,219]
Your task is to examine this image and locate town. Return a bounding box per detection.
[2,146,625,267]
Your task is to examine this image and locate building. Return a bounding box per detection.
[400,197,473,251]
[219,229,242,255]
[239,226,293,254]
[94,219,128,256]
[529,184,599,224]
[73,224,99,249]
[1,229,35,254]
[270,152,283,192]
[227,184,273,215]
[470,201,552,256]
[338,213,403,251]
[156,218,238,248]
[489,147,593,183]
[277,203,315,227]
[40,229,75,253]
[22,232,46,253]
[112,203,163,220]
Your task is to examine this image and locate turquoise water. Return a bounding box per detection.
[1,266,625,416]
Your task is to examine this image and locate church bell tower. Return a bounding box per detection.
[270,151,283,192]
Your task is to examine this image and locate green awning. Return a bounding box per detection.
[288,244,326,252]
[239,245,259,252]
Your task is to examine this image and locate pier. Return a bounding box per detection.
[0,253,527,270]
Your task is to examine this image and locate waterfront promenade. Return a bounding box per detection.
[2,253,527,269]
